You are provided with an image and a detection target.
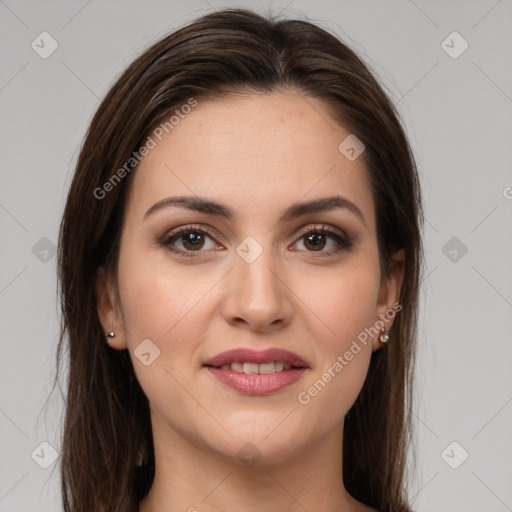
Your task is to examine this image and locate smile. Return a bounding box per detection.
[216,361,293,373]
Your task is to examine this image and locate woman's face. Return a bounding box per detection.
[97,90,404,464]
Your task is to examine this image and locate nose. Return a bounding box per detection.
[220,246,293,333]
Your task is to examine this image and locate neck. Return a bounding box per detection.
[138,412,360,512]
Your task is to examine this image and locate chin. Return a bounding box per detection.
[204,418,312,466]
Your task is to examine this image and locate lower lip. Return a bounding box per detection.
[205,367,308,396]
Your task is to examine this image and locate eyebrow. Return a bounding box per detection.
[144,194,366,227]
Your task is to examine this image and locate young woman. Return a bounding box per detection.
[55,7,424,512]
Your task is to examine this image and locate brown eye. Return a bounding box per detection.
[292,225,354,257]
[161,225,221,258]
[303,232,327,251]
[180,232,206,251]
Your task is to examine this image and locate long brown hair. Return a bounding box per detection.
[54,7,423,511]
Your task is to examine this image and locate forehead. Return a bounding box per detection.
[126,90,375,230]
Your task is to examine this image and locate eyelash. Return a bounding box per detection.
[159,223,353,259]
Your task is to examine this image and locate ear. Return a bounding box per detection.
[95,267,127,350]
[372,248,405,351]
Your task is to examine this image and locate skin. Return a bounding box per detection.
[96,89,405,512]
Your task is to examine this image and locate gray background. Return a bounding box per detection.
[1,0,511,510]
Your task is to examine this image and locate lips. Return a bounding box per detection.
[203,348,309,396]
[202,347,309,369]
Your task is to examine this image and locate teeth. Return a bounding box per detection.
[218,361,294,373]
[231,362,244,372]
[243,362,259,374]
[258,362,275,374]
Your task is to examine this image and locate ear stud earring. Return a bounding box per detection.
[379,328,389,343]
[106,311,117,339]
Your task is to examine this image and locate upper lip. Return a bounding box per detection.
[203,348,309,368]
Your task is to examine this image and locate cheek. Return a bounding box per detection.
[294,255,381,346]
[116,249,217,439]
[292,257,380,421]
[116,244,224,398]
[117,243,217,342]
